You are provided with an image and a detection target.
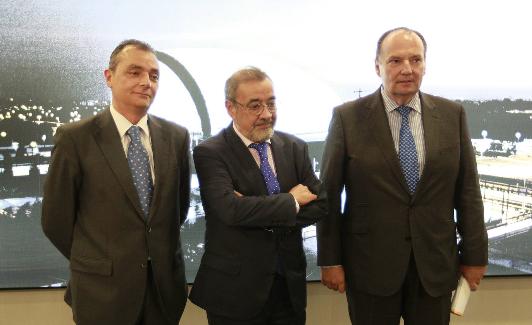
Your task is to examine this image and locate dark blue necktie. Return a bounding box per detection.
[249,142,280,195]
[397,106,419,195]
[127,125,153,219]
[249,141,284,274]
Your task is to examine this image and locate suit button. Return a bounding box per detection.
[141,263,147,268]
[147,227,152,233]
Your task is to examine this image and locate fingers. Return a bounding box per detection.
[467,278,481,291]
[234,190,243,197]
[322,278,346,292]
[320,266,346,293]
[289,184,318,206]
[338,282,346,293]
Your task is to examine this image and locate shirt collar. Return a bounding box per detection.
[110,104,150,137]
[380,86,422,114]
[232,122,272,147]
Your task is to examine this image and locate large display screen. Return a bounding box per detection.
[1,0,531,288]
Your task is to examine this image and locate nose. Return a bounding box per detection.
[258,104,273,118]
[401,61,413,74]
[139,72,152,87]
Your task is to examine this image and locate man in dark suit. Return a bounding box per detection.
[189,67,327,324]
[317,27,488,324]
[42,39,190,325]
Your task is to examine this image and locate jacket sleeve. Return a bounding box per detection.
[294,142,328,228]
[317,107,346,266]
[454,106,488,266]
[41,127,81,260]
[178,130,191,225]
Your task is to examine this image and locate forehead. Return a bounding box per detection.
[235,79,274,99]
[116,46,159,70]
[380,31,424,58]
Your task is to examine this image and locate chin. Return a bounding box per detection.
[250,128,274,142]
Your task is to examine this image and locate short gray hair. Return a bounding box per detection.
[225,66,271,100]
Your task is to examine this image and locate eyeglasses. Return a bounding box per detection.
[231,100,276,116]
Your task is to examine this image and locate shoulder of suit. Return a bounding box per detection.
[420,92,463,112]
[334,90,380,114]
[55,111,101,135]
[194,129,225,150]
[273,130,305,145]
[149,114,189,134]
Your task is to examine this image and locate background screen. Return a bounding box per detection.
[1,0,531,288]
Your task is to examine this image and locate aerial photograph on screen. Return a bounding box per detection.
[1,0,531,288]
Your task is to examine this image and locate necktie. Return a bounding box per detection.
[127,125,153,219]
[397,106,419,195]
[249,141,284,274]
[249,142,280,195]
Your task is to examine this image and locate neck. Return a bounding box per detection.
[113,102,147,125]
[391,94,414,107]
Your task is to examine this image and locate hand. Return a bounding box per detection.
[234,190,243,197]
[460,265,487,291]
[289,184,317,206]
[320,266,346,293]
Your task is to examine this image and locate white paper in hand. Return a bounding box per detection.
[451,276,471,316]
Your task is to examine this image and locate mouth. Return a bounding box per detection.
[134,92,151,99]
[255,122,273,129]
[397,80,414,84]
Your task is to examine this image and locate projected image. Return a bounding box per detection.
[1,0,531,288]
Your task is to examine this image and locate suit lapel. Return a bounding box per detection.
[224,126,268,195]
[92,109,145,219]
[270,133,291,193]
[414,93,440,199]
[366,90,411,194]
[147,115,169,223]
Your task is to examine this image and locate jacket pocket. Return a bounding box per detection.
[202,253,241,276]
[70,255,113,276]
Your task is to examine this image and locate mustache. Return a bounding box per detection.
[254,118,274,127]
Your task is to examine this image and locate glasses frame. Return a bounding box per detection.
[231,99,276,116]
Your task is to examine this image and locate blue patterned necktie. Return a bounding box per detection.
[397,106,419,195]
[127,125,153,219]
[249,142,280,195]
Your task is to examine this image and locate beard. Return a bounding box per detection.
[249,119,275,142]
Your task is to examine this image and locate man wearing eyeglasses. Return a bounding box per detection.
[189,66,327,324]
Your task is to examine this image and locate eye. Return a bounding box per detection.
[150,74,159,81]
[247,103,262,112]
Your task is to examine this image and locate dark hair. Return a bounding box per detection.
[108,39,155,71]
[225,66,271,100]
[375,27,427,62]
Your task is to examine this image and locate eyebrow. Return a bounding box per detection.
[248,96,276,102]
[127,64,159,73]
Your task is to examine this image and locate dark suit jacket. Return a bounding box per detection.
[41,108,190,325]
[188,125,327,319]
[317,89,488,297]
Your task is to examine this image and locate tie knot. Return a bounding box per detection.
[396,106,412,118]
[249,142,268,156]
[127,125,142,142]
